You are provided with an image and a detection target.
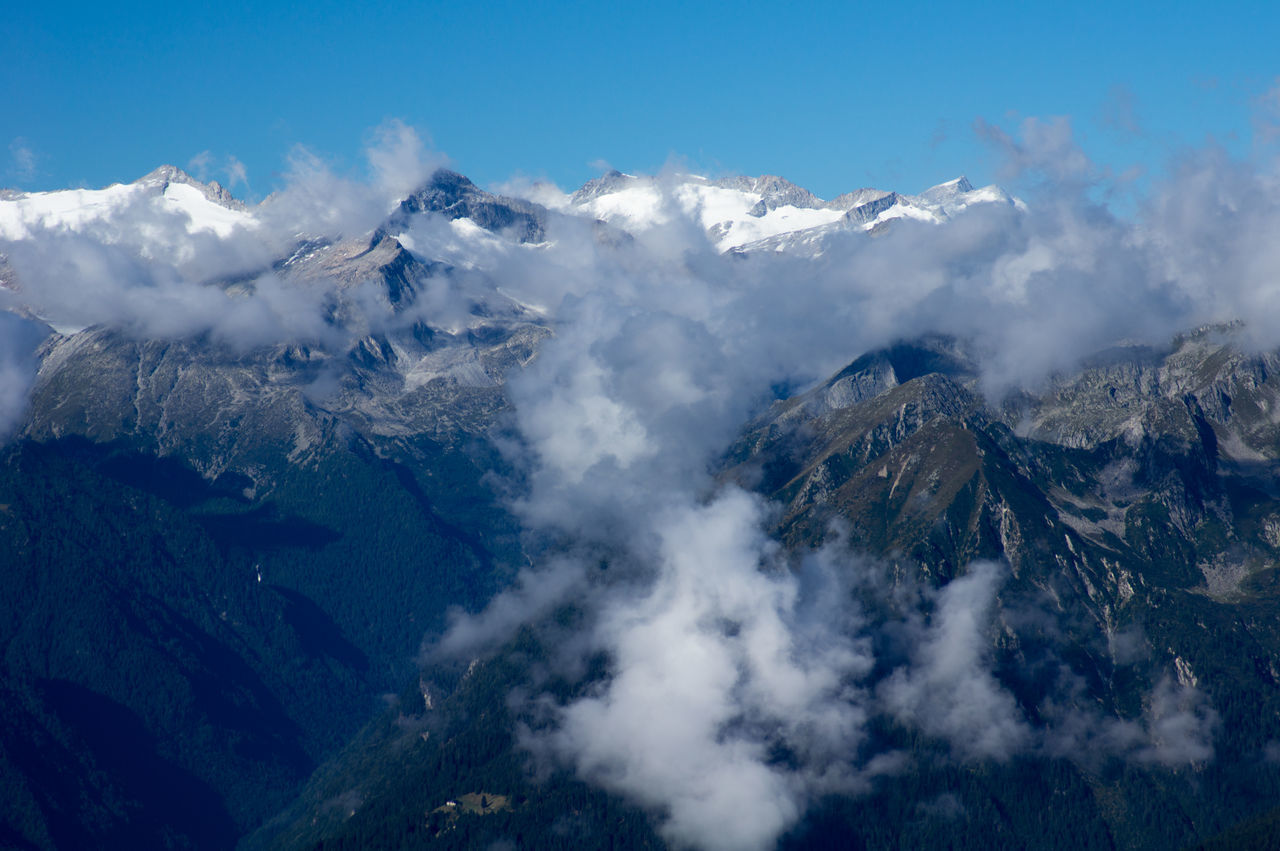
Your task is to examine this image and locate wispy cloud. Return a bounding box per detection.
[1100,84,1143,138]
[0,312,50,439]
[224,155,248,191]
[8,138,38,183]
[186,150,214,181]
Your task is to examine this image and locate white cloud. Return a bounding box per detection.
[224,155,248,191]
[187,150,213,181]
[0,312,47,438]
[538,491,872,851]
[8,138,37,183]
[878,561,1033,760]
[364,119,447,202]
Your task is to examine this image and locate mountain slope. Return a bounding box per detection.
[269,330,1280,851]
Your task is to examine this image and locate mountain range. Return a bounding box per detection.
[0,162,1278,850]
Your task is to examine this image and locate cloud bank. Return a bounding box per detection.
[429,119,1251,848]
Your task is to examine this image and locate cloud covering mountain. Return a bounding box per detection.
[2,115,1275,849]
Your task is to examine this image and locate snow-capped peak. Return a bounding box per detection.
[137,165,246,212]
[0,166,256,241]
[570,170,640,204]
[566,170,1016,253]
[903,176,1015,220]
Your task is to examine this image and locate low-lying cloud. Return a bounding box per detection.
[878,561,1032,761]
[0,311,48,438]
[539,492,871,851]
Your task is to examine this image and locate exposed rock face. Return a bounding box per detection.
[138,164,248,210]
[843,191,899,224]
[251,327,1280,851]
[383,169,548,244]
[569,168,637,204]
[728,327,1280,627]
[711,174,823,210]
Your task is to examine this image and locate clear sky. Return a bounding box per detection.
[3,0,1278,200]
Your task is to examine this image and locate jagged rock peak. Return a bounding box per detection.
[919,176,975,203]
[827,188,895,211]
[420,168,477,196]
[139,164,198,185]
[711,174,822,209]
[400,168,508,211]
[387,168,548,244]
[137,164,245,210]
[570,169,638,204]
[842,192,899,224]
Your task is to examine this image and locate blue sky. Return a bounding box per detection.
[3,1,1278,200]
